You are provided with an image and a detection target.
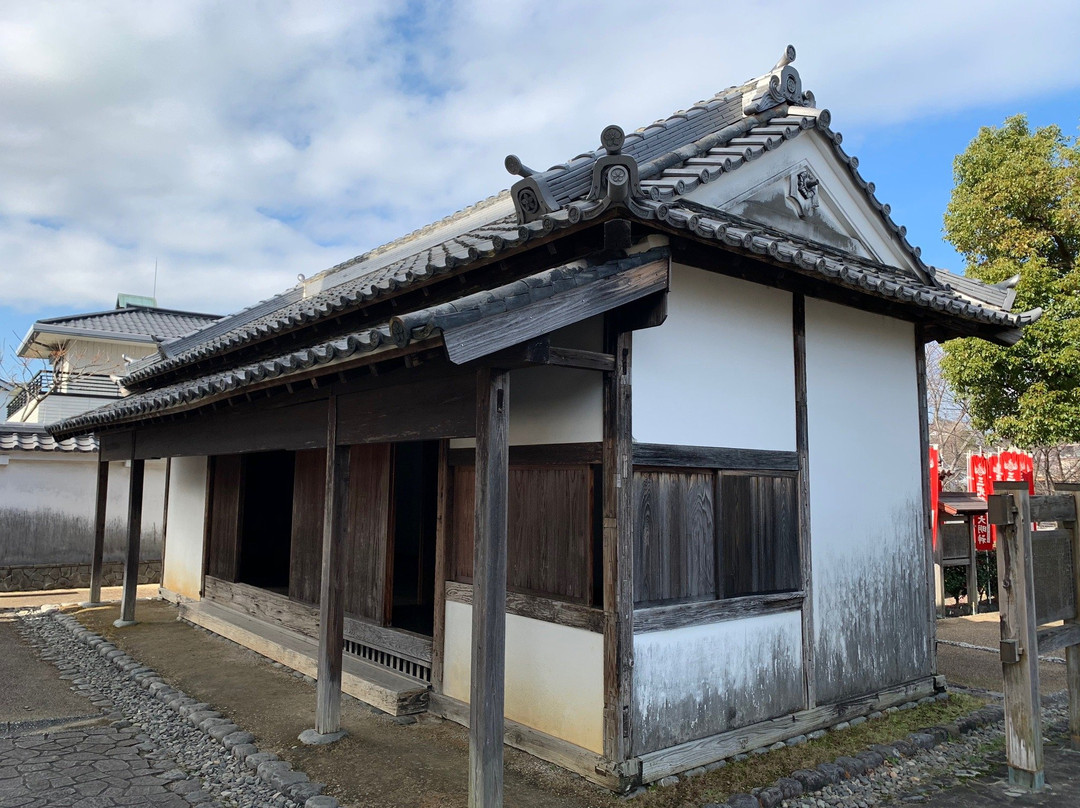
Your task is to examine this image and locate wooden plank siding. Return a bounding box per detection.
[206,454,243,582]
[344,443,394,624]
[449,462,596,606]
[632,466,799,606]
[289,448,327,604]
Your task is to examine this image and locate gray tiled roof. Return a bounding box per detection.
[33,307,221,343]
[49,47,1038,439]
[0,423,97,453]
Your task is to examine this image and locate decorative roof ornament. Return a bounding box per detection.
[743,45,814,115]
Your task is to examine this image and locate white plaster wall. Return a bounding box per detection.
[162,456,208,599]
[0,453,166,565]
[633,264,795,450]
[442,600,605,753]
[631,610,803,754]
[805,298,931,703]
[450,316,604,449]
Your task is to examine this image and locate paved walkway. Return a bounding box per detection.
[0,610,216,807]
[0,724,195,807]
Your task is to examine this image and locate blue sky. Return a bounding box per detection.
[2,1,1079,378]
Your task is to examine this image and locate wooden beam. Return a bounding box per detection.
[87,460,109,605]
[448,442,603,468]
[444,581,605,634]
[1057,482,1080,750]
[633,592,804,633]
[316,394,351,736]
[445,257,669,364]
[602,327,634,763]
[470,367,509,808]
[794,295,816,708]
[991,482,1044,790]
[1030,493,1078,523]
[116,458,145,626]
[1036,622,1080,655]
[632,443,798,472]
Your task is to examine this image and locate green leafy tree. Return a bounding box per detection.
[940,116,1080,472]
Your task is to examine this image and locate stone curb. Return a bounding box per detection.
[694,698,1006,808]
[47,610,339,808]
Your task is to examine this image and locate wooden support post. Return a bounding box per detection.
[602,326,634,767]
[967,526,979,617]
[991,482,1043,790]
[431,439,451,692]
[915,333,938,663]
[115,458,145,627]
[314,394,350,738]
[470,367,509,808]
[86,460,109,606]
[793,295,816,708]
[1055,482,1080,750]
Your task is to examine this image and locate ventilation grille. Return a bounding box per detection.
[344,638,431,683]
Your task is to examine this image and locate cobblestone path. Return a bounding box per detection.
[0,723,203,807]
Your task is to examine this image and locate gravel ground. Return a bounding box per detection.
[12,603,1075,808]
[13,608,331,808]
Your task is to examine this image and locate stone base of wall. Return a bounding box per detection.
[0,560,162,592]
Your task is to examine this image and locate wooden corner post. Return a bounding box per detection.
[115,458,145,627]
[1055,482,1080,751]
[793,294,816,708]
[989,482,1043,791]
[602,326,634,769]
[470,367,509,808]
[315,394,350,737]
[87,460,110,606]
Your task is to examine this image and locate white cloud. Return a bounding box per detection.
[0,0,1077,319]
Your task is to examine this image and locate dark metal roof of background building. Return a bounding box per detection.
[0,423,98,453]
[49,46,1040,438]
[26,306,222,345]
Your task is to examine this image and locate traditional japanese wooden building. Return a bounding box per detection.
[50,48,1040,800]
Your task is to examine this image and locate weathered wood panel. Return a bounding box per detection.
[1031,529,1076,625]
[343,443,393,623]
[1031,494,1078,524]
[720,474,799,598]
[206,454,243,582]
[289,449,327,605]
[336,372,476,445]
[633,470,716,605]
[135,399,329,459]
[205,575,319,636]
[451,464,594,604]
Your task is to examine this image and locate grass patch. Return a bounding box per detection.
[625,694,986,808]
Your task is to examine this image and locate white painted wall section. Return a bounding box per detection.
[631,610,803,755]
[442,600,604,753]
[0,454,166,565]
[634,264,795,450]
[805,298,931,703]
[162,456,209,600]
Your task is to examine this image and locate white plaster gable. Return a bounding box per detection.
[681,131,919,273]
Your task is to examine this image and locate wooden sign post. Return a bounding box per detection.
[1056,483,1080,751]
[990,481,1080,790]
[988,483,1043,791]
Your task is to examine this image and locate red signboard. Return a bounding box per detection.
[966,449,1035,551]
[929,446,940,548]
[969,453,992,551]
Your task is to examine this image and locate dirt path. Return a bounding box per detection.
[0,612,96,726]
[71,600,619,808]
[936,614,1068,695]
